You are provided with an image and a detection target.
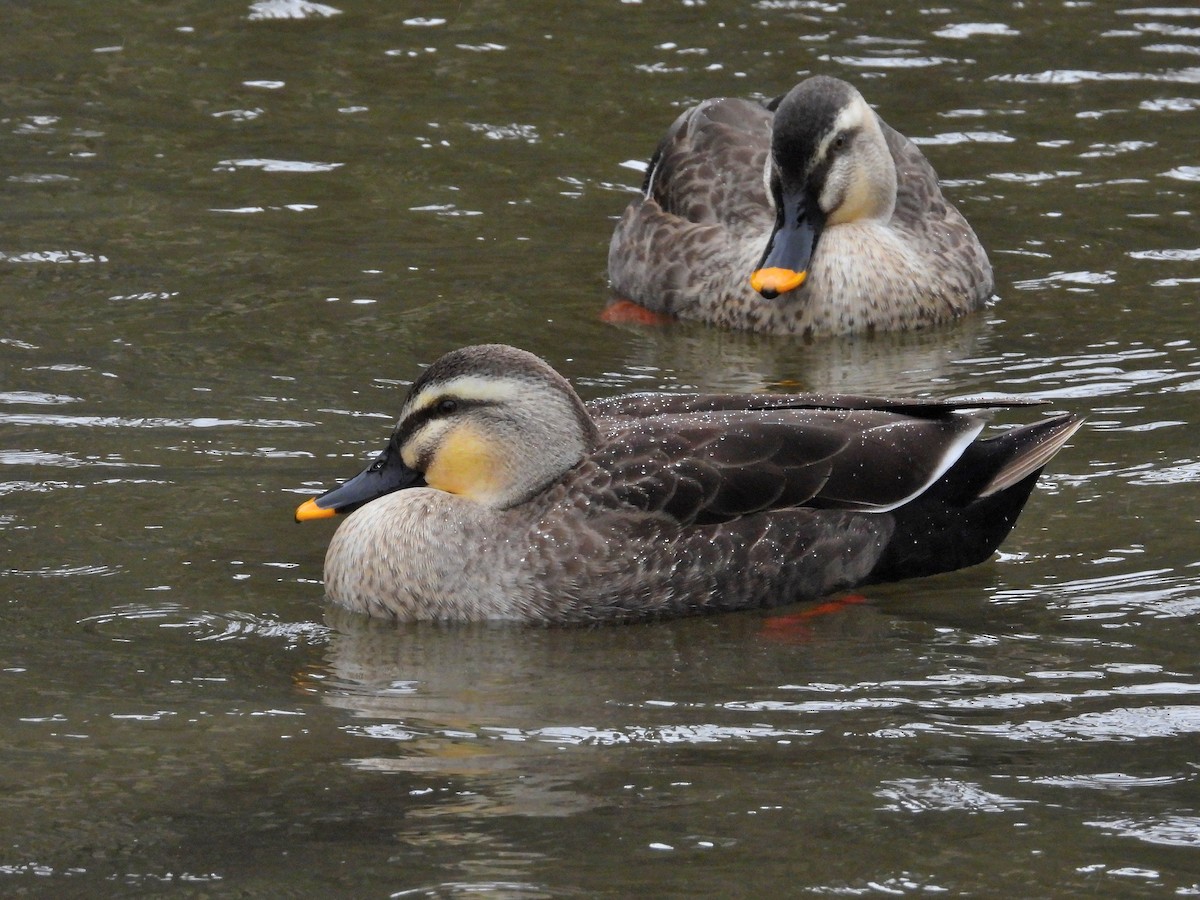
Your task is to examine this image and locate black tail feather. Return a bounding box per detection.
[868,413,1082,585]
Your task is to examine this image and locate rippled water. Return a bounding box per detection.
[2,1,1198,895]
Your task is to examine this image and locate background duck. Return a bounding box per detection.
[295,345,1080,625]
[608,75,994,336]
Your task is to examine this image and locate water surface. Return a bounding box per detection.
[2,1,1198,895]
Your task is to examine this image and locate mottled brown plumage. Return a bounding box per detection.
[608,76,994,335]
[295,345,1081,625]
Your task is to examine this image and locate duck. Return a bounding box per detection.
[294,344,1080,625]
[607,75,994,336]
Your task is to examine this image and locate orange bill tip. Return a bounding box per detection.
[750,267,807,295]
[294,497,336,523]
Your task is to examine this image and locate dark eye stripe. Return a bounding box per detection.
[393,395,486,448]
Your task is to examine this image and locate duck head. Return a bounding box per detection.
[295,345,601,521]
[751,76,899,300]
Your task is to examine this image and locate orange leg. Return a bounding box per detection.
[600,298,676,326]
[759,594,869,641]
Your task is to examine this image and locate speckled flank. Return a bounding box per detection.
[305,346,1081,624]
[607,76,994,336]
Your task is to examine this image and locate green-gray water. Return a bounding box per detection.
[2,1,1198,895]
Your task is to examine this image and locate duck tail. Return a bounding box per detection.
[976,413,1085,498]
[869,413,1083,585]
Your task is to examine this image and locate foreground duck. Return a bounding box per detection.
[607,75,993,335]
[295,345,1080,624]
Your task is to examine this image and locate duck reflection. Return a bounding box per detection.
[312,608,802,818]
[312,607,664,819]
[595,312,992,397]
[309,602,904,821]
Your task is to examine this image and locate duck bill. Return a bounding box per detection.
[294,443,425,523]
[750,192,824,300]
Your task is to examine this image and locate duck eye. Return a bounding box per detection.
[369,450,389,472]
[436,398,458,415]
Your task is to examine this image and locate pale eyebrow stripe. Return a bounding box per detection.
[406,374,526,413]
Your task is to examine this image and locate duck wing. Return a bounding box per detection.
[608,99,774,315]
[589,408,986,527]
[588,391,1044,422]
[640,97,773,227]
[880,118,995,300]
[881,119,945,225]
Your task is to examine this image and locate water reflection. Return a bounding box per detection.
[995,567,1200,621]
[876,778,1030,813]
[316,597,1200,777]
[592,314,991,395]
[1087,815,1200,849]
[300,587,1200,894]
[79,601,330,645]
[2,0,1200,894]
